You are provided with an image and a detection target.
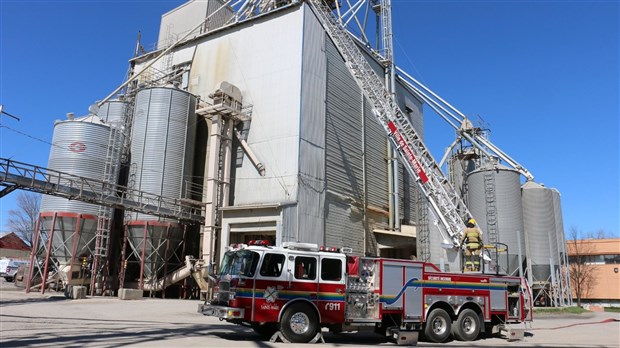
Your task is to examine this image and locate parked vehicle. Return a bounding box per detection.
[0,258,31,282]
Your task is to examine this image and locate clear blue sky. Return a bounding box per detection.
[1,0,618,237]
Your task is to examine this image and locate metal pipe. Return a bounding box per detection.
[396,65,467,121]
[233,129,265,176]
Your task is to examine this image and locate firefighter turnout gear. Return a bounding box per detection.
[461,224,482,272]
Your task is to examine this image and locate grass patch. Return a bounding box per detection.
[533,306,589,314]
[604,307,620,313]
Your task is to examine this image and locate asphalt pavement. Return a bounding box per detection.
[1,278,618,347]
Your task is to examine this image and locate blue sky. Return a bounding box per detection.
[1,0,618,237]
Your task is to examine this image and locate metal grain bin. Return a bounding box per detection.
[466,164,525,275]
[127,86,197,221]
[98,99,127,128]
[40,115,113,265]
[522,181,559,283]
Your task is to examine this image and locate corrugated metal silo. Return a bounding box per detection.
[124,86,197,285]
[551,188,566,266]
[466,164,525,275]
[39,115,113,266]
[98,99,126,127]
[522,181,559,283]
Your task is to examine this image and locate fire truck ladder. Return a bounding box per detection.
[309,0,470,246]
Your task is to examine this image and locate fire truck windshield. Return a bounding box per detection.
[219,250,260,277]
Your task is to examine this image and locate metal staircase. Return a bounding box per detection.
[308,0,472,246]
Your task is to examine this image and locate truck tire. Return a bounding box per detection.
[424,308,451,343]
[280,302,318,343]
[452,309,480,341]
[5,277,14,282]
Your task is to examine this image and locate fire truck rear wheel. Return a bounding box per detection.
[423,308,451,343]
[452,308,480,341]
[280,303,318,343]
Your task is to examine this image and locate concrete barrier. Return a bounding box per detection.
[118,288,144,300]
[64,285,87,299]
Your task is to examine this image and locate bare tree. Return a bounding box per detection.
[567,226,597,307]
[5,192,41,247]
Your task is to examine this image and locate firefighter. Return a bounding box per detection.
[460,218,482,271]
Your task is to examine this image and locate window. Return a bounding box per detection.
[259,253,285,277]
[321,258,342,281]
[604,254,620,264]
[219,250,260,277]
[294,256,317,280]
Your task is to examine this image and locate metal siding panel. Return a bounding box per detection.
[325,197,364,252]
[364,98,389,212]
[298,6,327,245]
[325,38,364,199]
[282,205,298,244]
[187,8,304,205]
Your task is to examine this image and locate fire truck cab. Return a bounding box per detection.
[199,241,532,344]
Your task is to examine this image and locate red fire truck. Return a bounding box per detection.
[199,240,532,344]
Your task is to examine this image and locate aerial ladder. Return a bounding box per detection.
[308,0,472,248]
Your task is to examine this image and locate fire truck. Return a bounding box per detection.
[199,240,532,344]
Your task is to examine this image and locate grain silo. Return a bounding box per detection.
[97,99,127,127]
[38,115,115,284]
[122,86,197,289]
[466,164,525,275]
[522,181,562,306]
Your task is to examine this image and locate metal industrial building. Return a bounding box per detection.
[130,0,423,264]
[3,0,570,305]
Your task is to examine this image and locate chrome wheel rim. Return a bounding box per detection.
[462,316,476,334]
[432,316,447,335]
[289,312,310,334]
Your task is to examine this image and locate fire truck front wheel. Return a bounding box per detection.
[452,309,480,341]
[280,303,318,343]
[423,308,451,343]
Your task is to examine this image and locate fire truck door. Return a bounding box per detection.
[381,261,423,318]
[317,255,346,323]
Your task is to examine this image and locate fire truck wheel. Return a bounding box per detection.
[452,309,480,341]
[423,308,451,343]
[280,303,318,343]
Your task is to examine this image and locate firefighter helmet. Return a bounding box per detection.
[467,218,476,226]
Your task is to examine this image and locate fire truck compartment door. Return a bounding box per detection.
[381,261,423,318]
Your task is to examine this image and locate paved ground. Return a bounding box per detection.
[1,279,618,347]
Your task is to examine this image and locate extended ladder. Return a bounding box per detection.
[308,0,472,246]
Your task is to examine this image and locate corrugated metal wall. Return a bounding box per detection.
[324,37,365,252]
[297,6,327,245]
[128,87,197,221]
